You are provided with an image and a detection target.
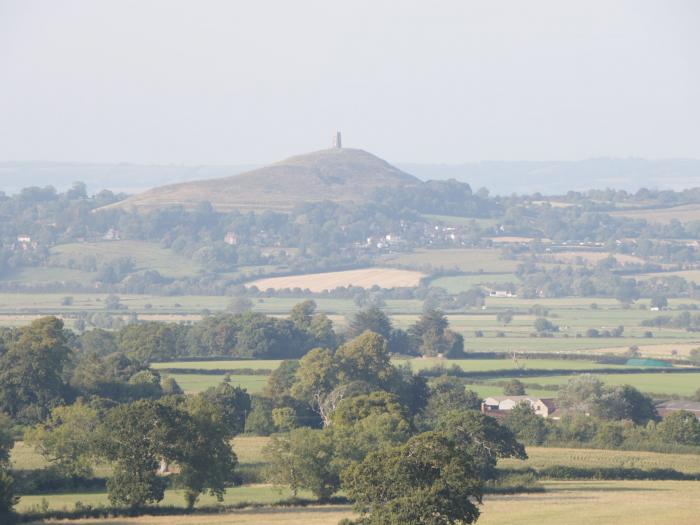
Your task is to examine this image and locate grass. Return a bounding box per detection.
[499,446,700,474]
[23,482,700,524]
[162,374,268,394]
[491,372,700,396]
[246,267,425,292]
[399,358,633,372]
[380,248,519,272]
[152,360,282,371]
[49,241,204,279]
[428,273,518,293]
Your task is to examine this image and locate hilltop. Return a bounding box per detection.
[98,148,419,213]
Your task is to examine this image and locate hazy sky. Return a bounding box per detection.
[1,1,699,164]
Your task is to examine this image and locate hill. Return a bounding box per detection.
[98,148,419,213]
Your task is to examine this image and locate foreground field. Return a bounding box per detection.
[31,481,700,525]
[247,267,425,292]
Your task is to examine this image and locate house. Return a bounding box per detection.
[481,395,558,419]
[224,232,238,246]
[489,290,516,298]
[17,234,31,243]
[656,400,700,420]
[102,228,121,241]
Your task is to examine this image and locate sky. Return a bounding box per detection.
[1,0,699,165]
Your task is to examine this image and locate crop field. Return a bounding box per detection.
[49,241,204,278]
[421,214,500,228]
[25,482,700,524]
[380,248,520,273]
[499,446,700,474]
[637,269,700,284]
[247,267,425,292]
[491,372,700,396]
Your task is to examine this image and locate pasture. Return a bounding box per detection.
[162,373,268,394]
[494,372,700,396]
[610,203,700,224]
[49,241,204,279]
[246,267,425,292]
[380,248,520,273]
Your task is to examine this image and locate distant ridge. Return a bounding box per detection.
[99,148,419,212]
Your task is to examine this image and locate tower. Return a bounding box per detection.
[333,131,342,149]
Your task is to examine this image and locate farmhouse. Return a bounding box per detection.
[656,400,700,420]
[481,395,557,418]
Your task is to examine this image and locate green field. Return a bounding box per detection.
[152,360,283,371]
[49,241,204,279]
[397,357,634,372]
[16,482,700,524]
[380,248,520,273]
[490,372,700,396]
[163,373,268,394]
[429,273,518,292]
[500,446,700,474]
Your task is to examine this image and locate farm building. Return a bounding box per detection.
[481,395,557,419]
[656,400,700,420]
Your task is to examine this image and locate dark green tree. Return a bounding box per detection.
[343,432,483,524]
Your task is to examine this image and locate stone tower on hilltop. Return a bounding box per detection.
[333,131,342,149]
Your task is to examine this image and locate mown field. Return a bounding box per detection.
[247,267,425,292]
[22,481,700,524]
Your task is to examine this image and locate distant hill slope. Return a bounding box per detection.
[98,148,419,213]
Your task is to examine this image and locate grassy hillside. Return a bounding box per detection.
[49,241,203,278]
[100,148,420,213]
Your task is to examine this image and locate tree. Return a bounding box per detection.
[650,294,668,310]
[0,317,72,423]
[343,432,483,525]
[503,404,548,445]
[0,413,17,520]
[291,347,338,423]
[557,375,604,414]
[289,300,317,330]
[408,308,463,357]
[496,310,514,325]
[435,409,527,481]
[329,392,412,472]
[227,296,253,314]
[95,398,237,509]
[503,379,526,396]
[594,385,657,424]
[264,428,339,500]
[657,410,700,446]
[347,308,392,340]
[421,376,481,429]
[534,317,558,333]
[25,402,100,477]
[335,331,393,386]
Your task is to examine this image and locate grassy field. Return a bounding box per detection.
[152,360,283,371]
[428,273,517,293]
[247,267,425,292]
[380,248,520,273]
[162,374,268,394]
[500,446,700,474]
[397,357,634,372]
[49,241,204,279]
[24,481,700,524]
[610,202,700,224]
[491,372,700,396]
